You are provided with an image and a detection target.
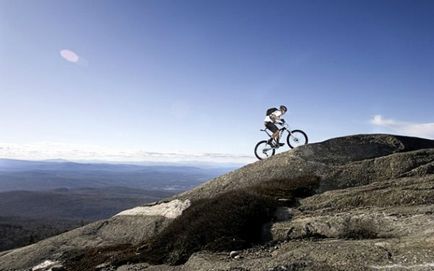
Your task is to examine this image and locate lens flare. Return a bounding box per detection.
[60,49,79,63]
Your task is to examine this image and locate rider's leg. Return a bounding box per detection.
[272,130,279,142]
[273,131,284,146]
[266,122,279,145]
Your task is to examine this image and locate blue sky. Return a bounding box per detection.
[1,0,433,163]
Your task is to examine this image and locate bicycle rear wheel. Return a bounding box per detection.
[254,140,276,160]
[287,130,308,149]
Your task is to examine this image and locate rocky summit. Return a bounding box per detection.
[1,134,434,271]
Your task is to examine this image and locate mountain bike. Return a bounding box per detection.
[254,122,308,160]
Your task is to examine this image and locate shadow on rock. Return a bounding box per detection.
[114,175,320,266]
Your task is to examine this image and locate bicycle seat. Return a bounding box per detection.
[260,129,267,132]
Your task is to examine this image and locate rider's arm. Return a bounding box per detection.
[271,111,283,123]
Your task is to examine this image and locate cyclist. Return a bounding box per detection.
[264,105,287,146]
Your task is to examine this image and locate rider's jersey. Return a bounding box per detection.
[264,110,284,123]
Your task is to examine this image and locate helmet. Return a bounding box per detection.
[280,105,287,112]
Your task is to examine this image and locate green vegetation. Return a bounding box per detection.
[0,187,175,252]
[340,223,379,240]
[0,216,82,251]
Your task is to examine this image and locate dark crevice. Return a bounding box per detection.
[378,246,394,261]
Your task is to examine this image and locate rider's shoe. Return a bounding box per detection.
[269,140,284,147]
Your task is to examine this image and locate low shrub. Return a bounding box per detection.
[136,190,277,265]
[340,223,378,240]
[115,175,320,266]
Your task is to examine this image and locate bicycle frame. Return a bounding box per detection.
[260,123,291,139]
[260,123,291,149]
[255,122,308,159]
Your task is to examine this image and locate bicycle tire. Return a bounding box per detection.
[286,130,308,149]
[254,140,276,160]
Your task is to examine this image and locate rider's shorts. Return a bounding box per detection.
[265,122,278,133]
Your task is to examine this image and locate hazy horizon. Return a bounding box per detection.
[0,155,249,167]
[1,0,433,163]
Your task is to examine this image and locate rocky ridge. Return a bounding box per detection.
[1,134,434,271]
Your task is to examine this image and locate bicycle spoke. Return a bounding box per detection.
[255,140,276,160]
[287,130,308,149]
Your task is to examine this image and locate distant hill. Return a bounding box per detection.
[0,160,236,252]
[0,159,236,192]
[0,186,174,220]
[0,216,81,253]
[0,187,175,252]
[0,158,241,172]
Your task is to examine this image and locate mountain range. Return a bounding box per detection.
[0,160,235,252]
[0,159,235,192]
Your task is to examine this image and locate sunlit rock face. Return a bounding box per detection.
[115,199,191,219]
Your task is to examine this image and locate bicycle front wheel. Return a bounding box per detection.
[254,140,276,160]
[287,130,308,149]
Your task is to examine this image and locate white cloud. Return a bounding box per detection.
[0,142,255,164]
[60,49,80,63]
[370,115,434,139]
